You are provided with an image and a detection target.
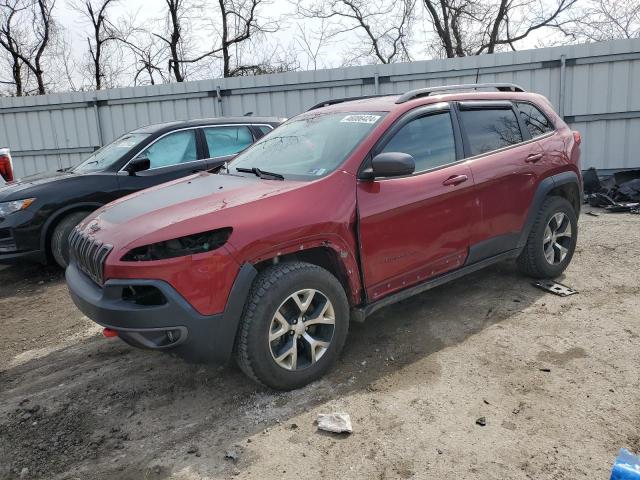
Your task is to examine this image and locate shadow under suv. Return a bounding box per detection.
[66,83,582,390]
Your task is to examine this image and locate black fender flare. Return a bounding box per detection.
[517,171,581,249]
[209,262,257,363]
[39,202,103,252]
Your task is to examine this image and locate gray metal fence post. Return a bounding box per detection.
[216,86,224,116]
[93,97,104,147]
[559,54,566,118]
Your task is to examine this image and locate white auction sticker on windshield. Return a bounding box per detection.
[340,114,381,124]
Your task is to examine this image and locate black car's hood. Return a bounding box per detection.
[0,170,78,201]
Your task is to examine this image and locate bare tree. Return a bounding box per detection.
[557,0,639,41]
[127,36,170,85]
[154,0,208,82]
[0,0,55,95]
[157,0,185,82]
[423,0,577,57]
[165,0,278,78]
[422,0,480,57]
[0,0,27,95]
[295,0,416,65]
[295,19,331,70]
[122,34,170,85]
[226,39,299,76]
[70,0,123,90]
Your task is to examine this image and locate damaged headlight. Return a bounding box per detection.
[121,228,233,261]
[0,198,35,218]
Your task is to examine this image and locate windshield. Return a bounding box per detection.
[231,112,385,180]
[73,133,150,173]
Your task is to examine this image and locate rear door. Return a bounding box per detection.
[457,101,543,261]
[202,125,256,166]
[357,103,476,301]
[116,128,208,194]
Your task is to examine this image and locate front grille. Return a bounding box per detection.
[69,228,113,285]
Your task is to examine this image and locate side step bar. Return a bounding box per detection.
[350,249,520,322]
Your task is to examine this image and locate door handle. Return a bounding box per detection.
[526,153,543,163]
[442,174,468,186]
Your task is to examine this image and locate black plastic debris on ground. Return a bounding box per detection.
[583,168,640,214]
[533,280,578,297]
[583,167,602,194]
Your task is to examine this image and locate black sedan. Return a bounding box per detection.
[0,116,283,267]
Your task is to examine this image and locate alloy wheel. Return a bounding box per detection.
[268,289,336,371]
[543,212,572,265]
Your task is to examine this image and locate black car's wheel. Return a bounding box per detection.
[517,196,578,278]
[234,261,349,390]
[51,211,90,269]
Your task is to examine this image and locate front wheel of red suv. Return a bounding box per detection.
[234,261,349,390]
[517,196,578,278]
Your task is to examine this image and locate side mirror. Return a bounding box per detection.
[125,156,151,175]
[365,152,415,179]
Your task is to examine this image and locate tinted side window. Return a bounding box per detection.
[142,130,197,169]
[381,113,456,173]
[204,126,253,157]
[516,102,554,137]
[461,108,523,156]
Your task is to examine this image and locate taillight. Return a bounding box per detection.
[0,154,13,182]
[572,131,581,145]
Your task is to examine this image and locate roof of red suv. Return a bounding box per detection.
[308,83,550,114]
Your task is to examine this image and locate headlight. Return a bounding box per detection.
[0,198,35,217]
[121,227,233,261]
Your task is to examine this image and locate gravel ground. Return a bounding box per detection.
[0,211,638,480]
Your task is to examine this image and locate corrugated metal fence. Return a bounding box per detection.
[1,38,639,178]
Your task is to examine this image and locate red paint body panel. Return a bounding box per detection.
[73,89,582,319]
[466,140,543,244]
[357,163,475,300]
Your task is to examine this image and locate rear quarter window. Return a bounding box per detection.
[460,108,523,156]
[516,102,555,137]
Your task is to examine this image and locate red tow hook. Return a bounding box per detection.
[102,328,119,338]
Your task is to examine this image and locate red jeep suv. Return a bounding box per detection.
[66,83,582,390]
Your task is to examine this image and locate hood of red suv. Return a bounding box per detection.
[80,171,304,252]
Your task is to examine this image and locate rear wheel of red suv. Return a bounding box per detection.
[517,196,578,278]
[234,261,349,390]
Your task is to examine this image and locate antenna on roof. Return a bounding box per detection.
[244,111,254,117]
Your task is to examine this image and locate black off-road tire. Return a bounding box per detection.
[234,261,349,390]
[517,196,578,278]
[51,211,90,269]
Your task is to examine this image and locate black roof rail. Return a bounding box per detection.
[307,94,390,111]
[395,83,526,104]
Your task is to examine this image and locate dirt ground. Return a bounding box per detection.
[0,211,638,480]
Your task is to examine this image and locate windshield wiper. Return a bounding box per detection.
[235,167,284,180]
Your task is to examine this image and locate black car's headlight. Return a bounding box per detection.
[121,228,233,261]
[0,198,35,218]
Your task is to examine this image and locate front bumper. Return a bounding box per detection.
[0,248,46,264]
[66,262,257,363]
[0,212,46,264]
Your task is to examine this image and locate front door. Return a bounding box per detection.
[116,128,208,194]
[357,107,476,302]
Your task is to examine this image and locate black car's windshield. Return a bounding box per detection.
[73,133,150,173]
[231,112,385,180]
